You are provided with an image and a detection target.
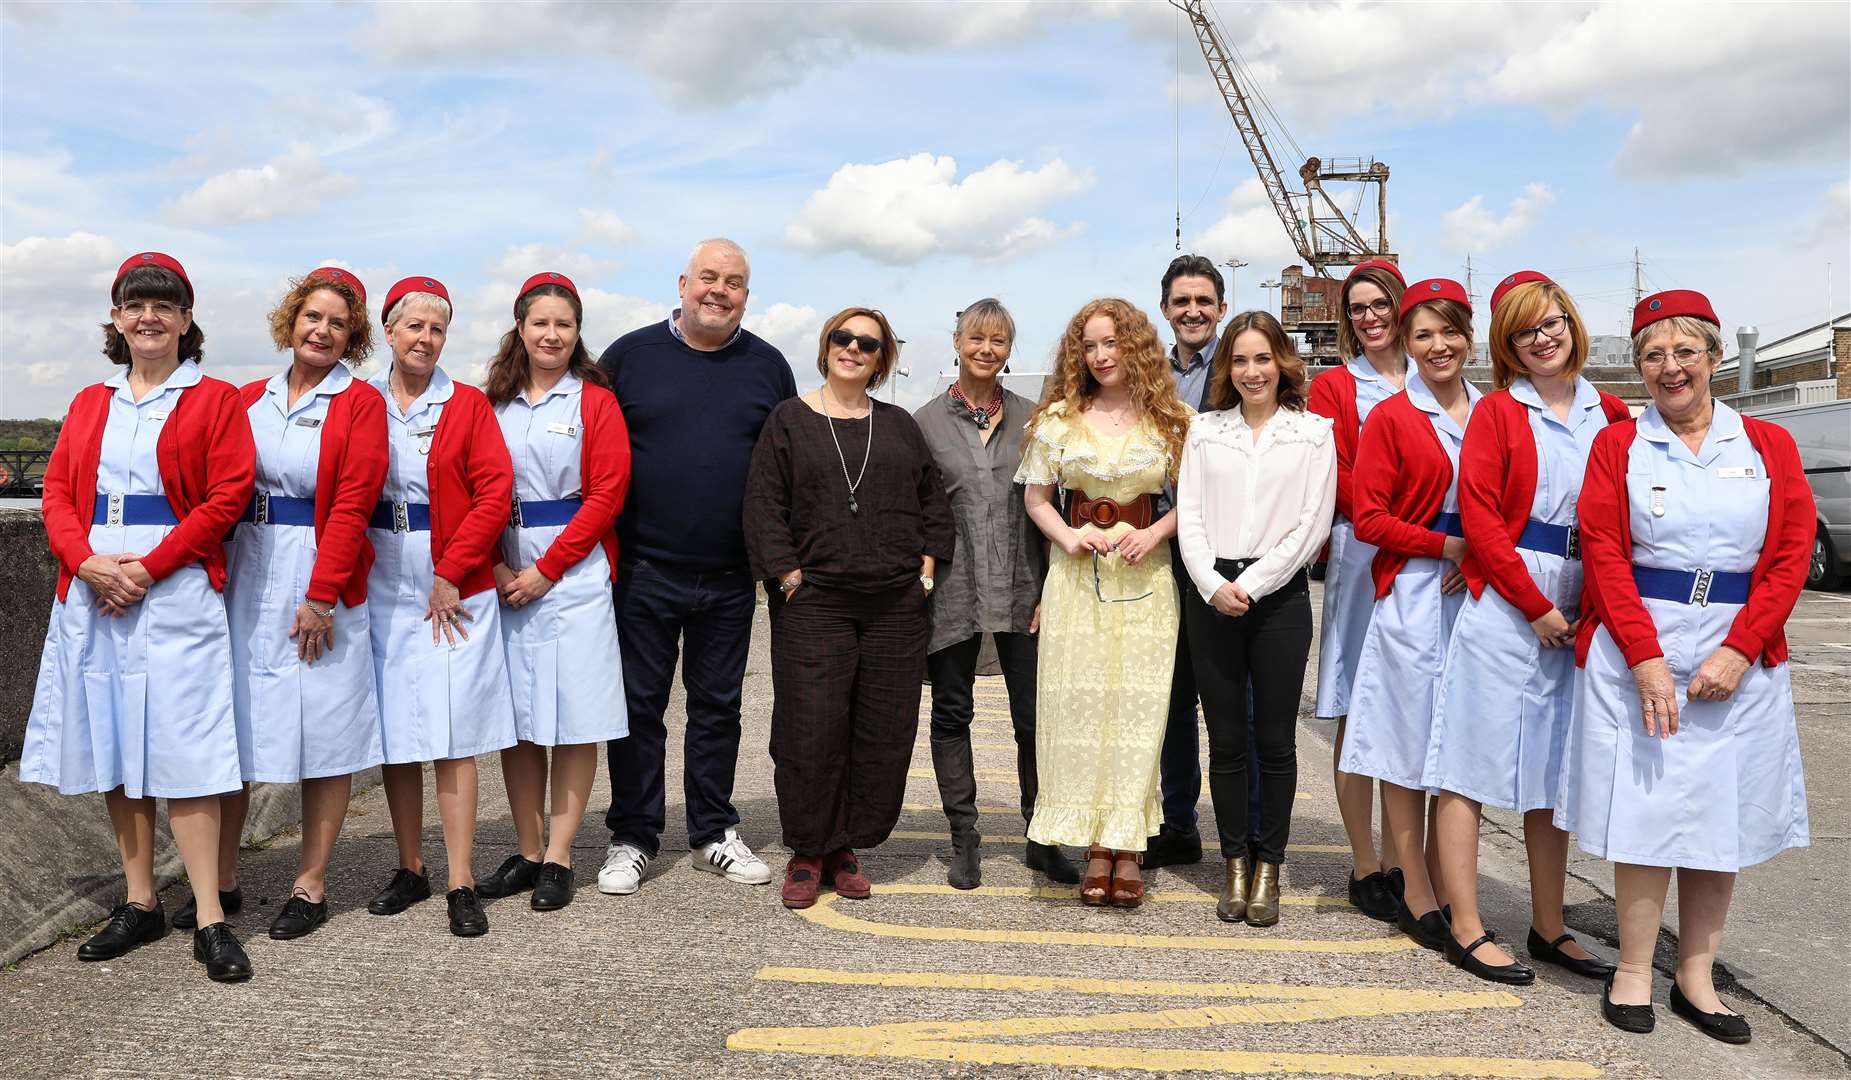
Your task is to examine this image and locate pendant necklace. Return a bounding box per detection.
[949,382,1002,430]
[822,384,873,514]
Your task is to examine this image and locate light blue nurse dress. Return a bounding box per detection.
[1555,402,1809,871]
[1315,355,1404,719]
[1425,377,1604,811]
[494,373,626,747]
[1338,372,1481,790]
[366,366,517,764]
[20,361,241,800]
[224,364,382,783]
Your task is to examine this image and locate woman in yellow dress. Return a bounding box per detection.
[1016,297,1192,908]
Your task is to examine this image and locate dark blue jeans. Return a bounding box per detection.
[1160,547,1261,841]
[605,558,757,857]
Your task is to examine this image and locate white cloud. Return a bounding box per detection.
[785,154,1094,265]
[578,209,639,248]
[164,143,356,226]
[269,91,398,156]
[743,303,823,371]
[0,231,122,303]
[486,243,617,282]
[1441,184,1556,254]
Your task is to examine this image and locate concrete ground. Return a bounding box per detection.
[1,585,1845,1079]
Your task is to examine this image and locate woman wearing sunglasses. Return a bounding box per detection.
[745,308,954,910]
[1016,298,1193,908]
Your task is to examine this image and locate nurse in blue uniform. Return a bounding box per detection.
[366,277,518,938]
[1561,290,1812,1043]
[478,272,630,913]
[21,252,256,981]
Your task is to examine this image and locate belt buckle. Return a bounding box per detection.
[1691,569,1713,607]
[105,493,124,527]
[392,502,411,534]
[1565,525,1580,560]
[254,491,271,525]
[511,497,525,529]
[1090,500,1119,528]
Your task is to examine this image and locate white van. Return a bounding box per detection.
[1755,398,1851,589]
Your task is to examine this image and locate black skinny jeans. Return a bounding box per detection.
[925,632,1038,833]
[1183,560,1313,864]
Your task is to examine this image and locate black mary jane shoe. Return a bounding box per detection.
[367,868,432,916]
[1527,928,1616,981]
[447,887,489,937]
[1395,901,1451,952]
[530,863,575,911]
[1446,932,1535,986]
[77,901,166,961]
[193,922,253,983]
[1347,871,1398,923]
[1669,981,1752,1044]
[173,885,243,931]
[1026,841,1081,885]
[268,892,328,940]
[1601,975,1656,1034]
[475,854,543,899]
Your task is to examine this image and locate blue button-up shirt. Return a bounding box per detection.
[1169,333,1218,412]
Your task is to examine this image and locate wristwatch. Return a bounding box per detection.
[920,576,935,594]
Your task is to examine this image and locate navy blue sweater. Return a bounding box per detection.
[598,319,798,570]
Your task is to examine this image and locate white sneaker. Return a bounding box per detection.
[692,828,772,885]
[598,843,650,895]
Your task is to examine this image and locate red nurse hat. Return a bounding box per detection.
[1632,289,1719,336]
[381,276,451,322]
[516,271,579,314]
[1399,278,1471,322]
[1490,270,1554,314]
[1346,258,1405,286]
[113,252,193,305]
[306,266,366,305]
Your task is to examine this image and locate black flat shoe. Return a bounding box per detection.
[367,868,432,916]
[77,901,166,961]
[530,863,575,911]
[1348,871,1398,922]
[1026,841,1081,885]
[1395,901,1450,951]
[1446,932,1535,985]
[268,893,328,940]
[476,854,542,898]
[1527,928,1616,980]
[1142,826,1202,869]
[1669,981,1751,1044]
[1602,975,1656,1033]
[193,922,252,983]
[173,885,243,930]
[447,887,489,937]
[1387,866,1405,900]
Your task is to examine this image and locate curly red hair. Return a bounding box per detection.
[1025,298,1191,483]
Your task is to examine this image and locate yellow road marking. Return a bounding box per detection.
[885,829,1350,854]
[901,802,1019,814]
[868,882,1350,907]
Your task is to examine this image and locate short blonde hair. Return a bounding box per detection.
[1631,315,1723,364]
[1489,282,1590,389]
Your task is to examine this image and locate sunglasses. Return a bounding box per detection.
[829,328,883,354]
[1092,549,1153,604]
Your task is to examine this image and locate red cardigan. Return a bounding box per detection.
[238,375,389,607]
[1352,389,1469,598]
[1308,364,1364,522]
[427,382,515,598]
[1458,387,1630,621]
[1575,416,1813,668]
[43,374,255,601]
[527,382,631,583]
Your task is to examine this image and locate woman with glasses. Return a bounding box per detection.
[1559,290,1811,1042]
[1422,272,1629,985]
[1308,259,1407,923]
[21,252,256,981]
[1340,278,1481,952]
[1016,298,1193,908]
[1176,312,1334,926]
[745,308,953,910]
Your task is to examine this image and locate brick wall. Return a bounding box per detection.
[1837,327,1851,399]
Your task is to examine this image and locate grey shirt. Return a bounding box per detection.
[913,388,1046,655]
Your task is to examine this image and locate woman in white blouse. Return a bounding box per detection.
[1177,311,1337,926]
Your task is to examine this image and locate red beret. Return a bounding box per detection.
[306,266,366,305]
[1490,270,1553,314]
[1632,289,1718,336]
[381,276,451,323]
[517,271,579,314]
[114,252,192,305]
[1399,278,1471,322]
[1346,258,1405,287]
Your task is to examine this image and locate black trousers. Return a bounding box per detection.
[768,581,929,856]
[1183,561,1313,864]
[925,632,1038,834]
[1157,544,1203,831]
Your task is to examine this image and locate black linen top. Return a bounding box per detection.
[744,397,955,592]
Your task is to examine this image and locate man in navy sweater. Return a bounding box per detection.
[595,238,798,896]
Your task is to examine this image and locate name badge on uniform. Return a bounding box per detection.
[1718,466,1756,479]
[295,417,323,429]
[547,423,578,437]
[147,410,169,422]
[413,426,437,455]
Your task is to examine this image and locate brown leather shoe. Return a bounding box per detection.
[823,848,871,899]
[1081,845,1111,905]
[1217,857,1251,923]
[1110,850,1144,909]
[782,855,823,909]
[1247,861,1281,926]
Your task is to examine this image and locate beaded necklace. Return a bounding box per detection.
[949,382,1003,429]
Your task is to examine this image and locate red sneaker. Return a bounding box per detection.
[782,855,823,909]
[824,848,872,899]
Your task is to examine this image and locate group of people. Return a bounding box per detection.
[21,240,1813,1047]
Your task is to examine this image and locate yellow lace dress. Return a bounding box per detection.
[1014,402,1179,851]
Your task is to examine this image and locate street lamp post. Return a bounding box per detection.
[1223,257,1249,310]
[1259,279,1282,317]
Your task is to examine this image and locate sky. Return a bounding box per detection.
[2,0,1848,420]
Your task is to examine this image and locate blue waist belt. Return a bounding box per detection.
[1632,564,1751,607]
[1429,511,1465,537]
[1516,519,1580,559]
[511,497,582,529]
[238,493,316,526]
[368,500,433,533]
[93,493,179,527]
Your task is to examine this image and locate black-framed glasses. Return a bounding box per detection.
[1092,549,1153,603]
[1346,298,1393,321]
[1510,314,1571,350]
[829,328,882,354]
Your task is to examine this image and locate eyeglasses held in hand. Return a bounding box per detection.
[1092,549,1153,603]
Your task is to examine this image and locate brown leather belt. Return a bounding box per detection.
[1066,491,1154,531]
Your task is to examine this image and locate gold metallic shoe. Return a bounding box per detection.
[1247,861,1281,927]
[1216,857,1251,923]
